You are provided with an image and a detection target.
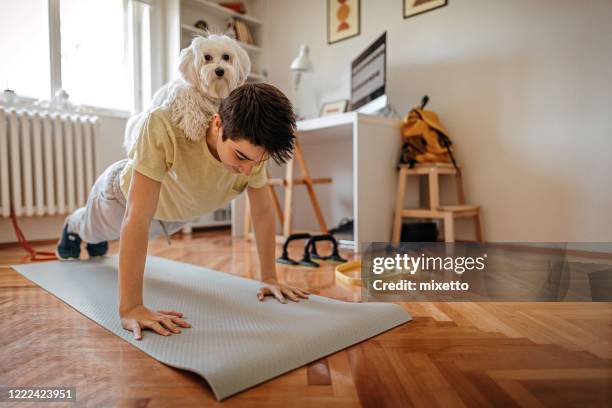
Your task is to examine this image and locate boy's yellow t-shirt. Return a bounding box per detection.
[119,106,267,222]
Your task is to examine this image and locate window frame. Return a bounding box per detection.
[41,0,158,117]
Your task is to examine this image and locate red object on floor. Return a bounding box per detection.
[9,203,58,262]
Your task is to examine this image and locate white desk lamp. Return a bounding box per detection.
[290,44,313,92]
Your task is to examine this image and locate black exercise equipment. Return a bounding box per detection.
[276,233,347,268]
[276,233,311,266]
[306,234,347,264]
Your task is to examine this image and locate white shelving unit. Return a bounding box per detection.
[182,0,263,25]
[162,0,267,232]
[177,0,267,84]
[180,24,263,53]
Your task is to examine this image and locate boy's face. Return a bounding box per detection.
[211,115,267,176]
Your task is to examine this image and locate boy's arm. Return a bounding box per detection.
[247,185,310,303]
[118,170,191,340]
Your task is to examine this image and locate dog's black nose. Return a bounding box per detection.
[215,67,225,77]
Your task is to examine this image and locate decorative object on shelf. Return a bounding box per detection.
[320,99,349,117]
[224,19,237,39]
[231,18,254,44]
[194,19,208,32]
[52,89,71,110]
[403,0,448,19]
[226,18,237,40]
[1,88,16,105]
[327,0,360,45]
[219,2,247,14]
[290,44,313,91]
[32,89,75,111]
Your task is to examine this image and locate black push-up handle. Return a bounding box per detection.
[305,234,347,264]
[276,233,311,266]
[276,233,347,268]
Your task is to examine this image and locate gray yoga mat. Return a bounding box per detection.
[12,255,411,400]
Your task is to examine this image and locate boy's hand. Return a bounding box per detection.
[120,304,191,340]
[257,278,310,303]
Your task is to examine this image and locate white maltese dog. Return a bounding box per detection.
[124,34,251,152]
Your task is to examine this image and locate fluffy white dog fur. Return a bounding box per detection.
[123,34,251,153]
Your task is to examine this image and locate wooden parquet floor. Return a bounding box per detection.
[1,230,611,407]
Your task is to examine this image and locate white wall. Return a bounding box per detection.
[261,0,612,242]
[0,115,127,244]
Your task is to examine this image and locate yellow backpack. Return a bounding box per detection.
[399,96,459,172]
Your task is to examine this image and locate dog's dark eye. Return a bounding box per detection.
[222,54,230,61]
[204,54,212,62]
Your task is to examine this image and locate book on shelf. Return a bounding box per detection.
[226,17,254,45]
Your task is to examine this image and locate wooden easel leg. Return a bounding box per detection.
[392,167,408,244]
[263,169,284,228]
[268,185,284,226]
[244,176,283,240]
[294,140,328,233]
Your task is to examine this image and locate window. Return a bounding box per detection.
[0,0,155,113]
[0,0,51,100]
[60,0,131,110]
[128,0,154,113]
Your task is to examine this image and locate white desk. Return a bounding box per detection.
[232,112,402,252]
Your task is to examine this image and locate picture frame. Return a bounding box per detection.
[320,99,349,117]
[403,0,448,19]
[327,0,361,45]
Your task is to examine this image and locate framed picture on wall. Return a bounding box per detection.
[403,0,448,19]
[327,0,361,44]
[320,99,349,116]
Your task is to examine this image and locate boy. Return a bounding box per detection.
[56,83,309,340]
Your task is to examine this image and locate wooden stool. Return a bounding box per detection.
[244,138,331,241]
[392,163,484,243]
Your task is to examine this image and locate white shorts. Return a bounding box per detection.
[66,159,187,244]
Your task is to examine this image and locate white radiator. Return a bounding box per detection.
[0,107,99,218]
